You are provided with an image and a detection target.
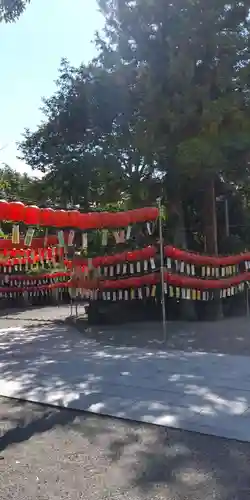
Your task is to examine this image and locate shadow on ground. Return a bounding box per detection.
[70,315,250,356]
[2,304,250,356]
[1,322,250,441]
[1,397,250,499]
[1,310,250,497]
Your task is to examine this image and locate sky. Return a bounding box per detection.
[0,0,104,175]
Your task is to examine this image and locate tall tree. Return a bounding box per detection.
[19,58,161,208]
[97,0,250,252]
[0,163,38,202]
[19,1,250,256]
[0,0,30,22]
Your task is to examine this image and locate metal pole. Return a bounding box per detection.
[156,198,167,343]
[211,179,218,255]
[246,284,249,317]
[225,198,229,238]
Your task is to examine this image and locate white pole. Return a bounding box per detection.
[246,284,249,317]
[225,198,229,238]
[156,197,167,343]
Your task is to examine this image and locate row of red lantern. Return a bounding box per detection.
[3,236,250,269]
[164,246,250,266]
[0,252,65,268]
[71,246,156,268]
[0,282,67,294]
[69,243,250,268]
[0,271,70,282]
[0,236,59,250]
[0,246,63,259]
[0,201,158,228]
[2,268,250,293]
[68,270,250,290]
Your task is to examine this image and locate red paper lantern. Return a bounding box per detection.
[130,208,144,223]
[128,208,138,225]
[139,207,147,222]
[24,205,40,226]
[59,210,69,227]
[67,210,81,228]
[147,207,158,221]
[8,201,25,222]
[99,211,110,228]
[105,212,117,227]
[78,213,94,230]
[116,211,130,227]
[40,208,54,226]
[88,212,101,229]
[0,199,9,221]
[47,209,58,227]
[56,210,69,228]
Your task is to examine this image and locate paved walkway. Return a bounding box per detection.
[1,321,250,442]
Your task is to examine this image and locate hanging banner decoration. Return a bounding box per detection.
[44,228,49,248]
[146,222,153,235]
[0,272,247,302]
[12,225,20,245]
[113,230,125,244]
[164,245,248,266]
[101,229,108,246]
[126,225,132,240]
[0,235,58,250]
[24,227,35,247]
[52,246,57,267]
[0,240,243,286]
[87,257,93,269]
[67,269,250,294]
[4,201,250,307]
[57,230,65,248]
[38,248,44,266]
[68,230,75,247]
[81,233,88,251]
[67,244,229,271]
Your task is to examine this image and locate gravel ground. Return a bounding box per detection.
[2,305,250,498]
[1,396,250,500]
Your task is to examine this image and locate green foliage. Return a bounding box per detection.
[0,164,37,202]
[97,0,250,181]
[0,0,30,22]
[17,0,250,253]
[27,264,66,275]
[19,57,161,208]
[96,0,250,253]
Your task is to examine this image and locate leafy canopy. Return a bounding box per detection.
[19,0,250,230]
[97,0,250,182]
[0,0,30,22]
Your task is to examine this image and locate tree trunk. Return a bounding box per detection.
[202,176,223,320]
[203,177,218,254]
[168,181,197,320]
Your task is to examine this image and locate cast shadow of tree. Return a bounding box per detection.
[1,321,250,498]
[1,398,250,499]
[70,314,250,356]
[1,322,250,436]
[0,399,76,452]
